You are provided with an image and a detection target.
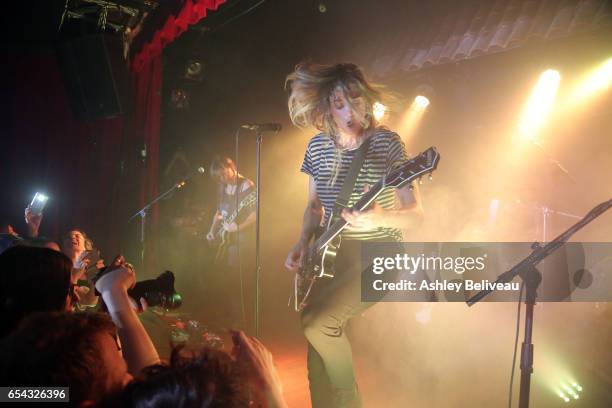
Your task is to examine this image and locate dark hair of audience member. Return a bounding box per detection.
[0,311,129,408]
[27,237,62,251]
[0,245,72,337]
[122,347,251,408]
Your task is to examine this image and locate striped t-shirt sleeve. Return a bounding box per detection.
[300,138,316,178]
[386,132,409,174]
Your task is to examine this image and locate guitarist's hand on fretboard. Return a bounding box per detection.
[285,241,308,273]
[341,203,384,231]
[222,221,238,233]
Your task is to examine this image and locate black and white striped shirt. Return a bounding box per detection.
[300,128,408,241]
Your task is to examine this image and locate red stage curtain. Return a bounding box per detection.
[131,0,226,73]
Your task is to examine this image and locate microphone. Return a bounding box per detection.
[241,123,282,132]
[176,166,206,188]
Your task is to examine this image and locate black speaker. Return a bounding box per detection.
[58,34,132,121]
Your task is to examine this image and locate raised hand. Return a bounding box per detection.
[24,206,43,237]
[231,330,288,408]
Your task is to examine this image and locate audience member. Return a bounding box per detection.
[0,245,72,337]
[122,330,287,408]
[61,228,103,308]
[25,206,104,307]
[0,215,22,254]
[0,216,18,237]
[2,209,287,408]
[95,260,162,375]
[0,311,132,407]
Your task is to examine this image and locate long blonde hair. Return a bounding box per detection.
[286,62,388,185]
[286,62,387,137]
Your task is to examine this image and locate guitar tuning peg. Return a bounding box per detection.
[428,173,433,181]
[418,177,423,185]
[408,183,414,190]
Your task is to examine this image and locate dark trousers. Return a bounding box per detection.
[208,231,254,329]
[300,240,401,408]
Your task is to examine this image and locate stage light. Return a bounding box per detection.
[414,95,430,110]
[518,69,561,140]
[554,380,582,403]
[397,99,428,142]
[583,57,612,91]
[170,88,190,110]
[184,59,204,82]
[571,382,583,392]
[568,57,612,104]
[373,102,387,121]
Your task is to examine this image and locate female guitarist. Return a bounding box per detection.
[284,62,424,408]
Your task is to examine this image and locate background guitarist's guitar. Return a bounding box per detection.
[211,190,256,263]
[293,146,440,312]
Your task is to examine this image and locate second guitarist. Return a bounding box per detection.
[206,156,256,328]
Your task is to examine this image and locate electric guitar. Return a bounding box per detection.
[212,191,256,263]
[293,147,440,312]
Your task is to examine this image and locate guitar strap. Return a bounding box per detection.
[332,137,371,221]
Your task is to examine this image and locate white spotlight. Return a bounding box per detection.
[372,102,387,121]
[414,95,430,110]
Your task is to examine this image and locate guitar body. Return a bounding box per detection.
[294,233,340,312]
[209,191,256,264]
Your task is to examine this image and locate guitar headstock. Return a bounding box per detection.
[385,147,440,188]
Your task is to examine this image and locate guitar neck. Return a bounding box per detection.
[308,146,439,253]
[216,191,256,233]
[314,180,385,252]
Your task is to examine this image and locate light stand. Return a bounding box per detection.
[514,200,582,242]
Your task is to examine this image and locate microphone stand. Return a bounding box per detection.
[129,172,200,268]
[466,198,612,408]
[237,126,279,337]
[254,131,263,337]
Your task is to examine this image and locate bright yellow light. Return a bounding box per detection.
[414,95,430,110]
[518,69,561,141]
[570,58,612,102]
[397,98,428,143]
[372,102,387,121]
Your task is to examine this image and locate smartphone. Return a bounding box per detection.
[83,249,102,279]
[29,192,49,216]
[82,249,101,265]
